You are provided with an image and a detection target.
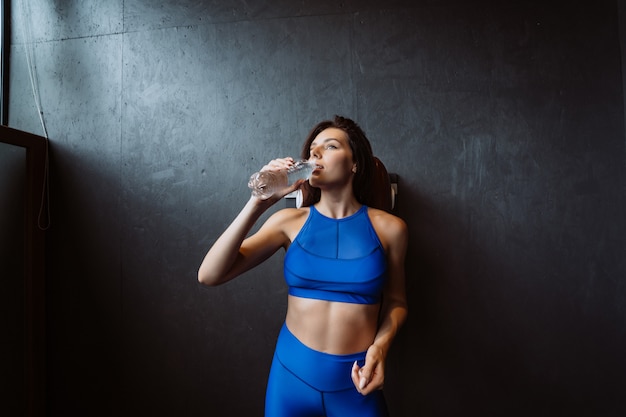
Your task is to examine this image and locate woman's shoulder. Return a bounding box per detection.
[366,207,406,226]
[265,206,311,230]
[270,206,310,220]
[366,207,408,239]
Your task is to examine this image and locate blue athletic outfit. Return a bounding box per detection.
[265,205,389,417]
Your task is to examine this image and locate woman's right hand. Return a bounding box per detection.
[250,157,306,203]
[258,157,296,173]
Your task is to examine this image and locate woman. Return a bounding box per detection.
[198,115,408,416]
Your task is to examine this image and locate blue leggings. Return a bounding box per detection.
[265,323,389,417]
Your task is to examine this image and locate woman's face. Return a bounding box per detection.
[308,127,356,189]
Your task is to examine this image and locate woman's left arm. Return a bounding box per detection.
[352,212,409,395]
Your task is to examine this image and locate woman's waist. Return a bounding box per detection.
[285,295,379,355]
[274,322,366,392]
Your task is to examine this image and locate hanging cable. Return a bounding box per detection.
[19,0,50,230]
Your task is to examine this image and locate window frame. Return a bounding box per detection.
[1,0,9,125]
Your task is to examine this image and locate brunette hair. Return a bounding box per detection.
[299,115,375,207]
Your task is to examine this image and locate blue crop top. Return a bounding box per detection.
[284,205,387,304]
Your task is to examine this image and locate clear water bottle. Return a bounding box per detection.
[248,159,315,200]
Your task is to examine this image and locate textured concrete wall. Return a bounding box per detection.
[7,1,626,416]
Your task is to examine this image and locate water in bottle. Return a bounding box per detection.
[248,159,315,200]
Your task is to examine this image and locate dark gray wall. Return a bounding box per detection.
[7,1,626,416]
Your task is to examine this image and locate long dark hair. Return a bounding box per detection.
[299,115,375,207]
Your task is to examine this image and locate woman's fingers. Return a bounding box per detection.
[260,157,294,172]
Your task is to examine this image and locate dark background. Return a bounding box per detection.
[3,1,626,416]
[0,141,26,416]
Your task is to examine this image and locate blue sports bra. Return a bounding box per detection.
[284,205,387,304]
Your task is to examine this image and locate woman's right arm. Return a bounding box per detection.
[197,198,269,286]
[197,158,301,286]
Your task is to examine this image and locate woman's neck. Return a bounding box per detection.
[315,192,362,219]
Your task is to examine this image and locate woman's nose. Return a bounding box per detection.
[310,147,321,159]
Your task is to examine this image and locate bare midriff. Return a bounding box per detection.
[285,295,380,355]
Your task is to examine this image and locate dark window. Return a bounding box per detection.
[1,0,8,125]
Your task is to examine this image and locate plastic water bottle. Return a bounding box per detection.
[248,159,316,200]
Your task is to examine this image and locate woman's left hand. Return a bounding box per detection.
[351,344,385,395]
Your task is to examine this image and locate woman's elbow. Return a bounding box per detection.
[197,267,222,287]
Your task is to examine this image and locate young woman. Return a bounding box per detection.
[198,115,408,417]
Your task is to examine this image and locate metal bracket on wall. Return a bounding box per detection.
[389,173,398,211]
